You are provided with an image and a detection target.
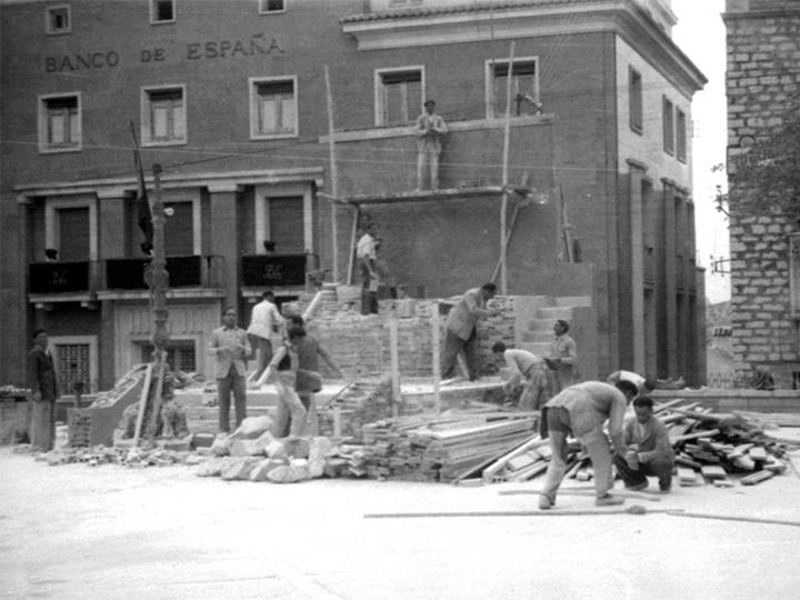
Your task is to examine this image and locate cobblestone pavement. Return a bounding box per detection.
[2,447,800,600]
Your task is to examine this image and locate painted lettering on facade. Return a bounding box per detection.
[186,34,284,60]
[44,51,120,73]
[43,35,284,72]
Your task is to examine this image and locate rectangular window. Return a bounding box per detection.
[142,86,186,145]
[487,58,540,119]
[268,197,305,254]
[676,108,687,163]
[150,0,175,23]
[259,0,286,13]
[58,207,90,262]
[629,67,643,134]
[376,68,423,126]
[163,202,194,257]
[250,77,298,139]
[46,5,71,34]
[663,96,675,155]
[38,94,81,153]
[141,341,197,373]
[55,343,91,395]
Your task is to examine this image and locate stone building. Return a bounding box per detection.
[724,0,800,388]
[0,0,706,391]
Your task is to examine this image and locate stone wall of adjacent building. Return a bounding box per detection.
[725,0,800,388]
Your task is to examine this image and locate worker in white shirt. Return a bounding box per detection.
[492,341,549,411]
[606,370,655,394]
[356,224,379,315]
[246,290,283,381]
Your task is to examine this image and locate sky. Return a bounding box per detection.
[671,0,731,304]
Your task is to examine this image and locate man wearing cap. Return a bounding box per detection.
[545,319,577,394]
[416,99,448,191]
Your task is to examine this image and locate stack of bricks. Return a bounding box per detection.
[725,0,800,386]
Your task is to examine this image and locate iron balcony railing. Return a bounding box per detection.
[103,255,225,290]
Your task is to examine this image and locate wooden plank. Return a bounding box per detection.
[678,467,700,486]
[145,357,167,440]
[701,465,728,481]
[481,435,546,482]
[389,317,401,419]
[667,511,800,528]
[671,429,720,444]
[431,302,441,414]
[132,363,154,447]
[364,508,678,519]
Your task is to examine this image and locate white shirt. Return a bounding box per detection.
[246,299,283,340]
[356,233,376,260]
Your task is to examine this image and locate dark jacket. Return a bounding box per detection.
[29,346,58,402]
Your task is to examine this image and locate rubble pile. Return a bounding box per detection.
[21,443,198,468]
[195,416,334,483]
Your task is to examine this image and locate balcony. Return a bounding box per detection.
[97,255,226,300]
[241,254,312,289]
[28,261,99,308]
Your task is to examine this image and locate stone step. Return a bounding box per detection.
[535,306,575,320]
[553,296,591,308]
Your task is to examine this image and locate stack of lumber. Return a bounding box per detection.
[336,407,536,481]
[662,401,794,487]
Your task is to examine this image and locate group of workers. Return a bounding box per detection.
[441,281,673,508]
[209,291,342,438]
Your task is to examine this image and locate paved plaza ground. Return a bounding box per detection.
[2,445,800,600]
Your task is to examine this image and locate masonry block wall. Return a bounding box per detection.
[725,0,800,388]
[305,296,517,380]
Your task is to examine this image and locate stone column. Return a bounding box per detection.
[661,179,678,377]
[207,184,241,310]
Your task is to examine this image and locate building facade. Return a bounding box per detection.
[0,0,705,391]
[724,0,800,388]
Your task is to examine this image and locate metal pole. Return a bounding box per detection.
[501,41,516,295]
[325,66,339,283]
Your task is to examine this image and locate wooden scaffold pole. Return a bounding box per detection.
[500,41,516,295]
[325,65,340,283]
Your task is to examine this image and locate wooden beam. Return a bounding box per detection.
[132,363,154,447]
[364,507,678,519]
[499,41,515,295]
[431,302,441,414]
[324,65,339,282]
[389,316,401,418]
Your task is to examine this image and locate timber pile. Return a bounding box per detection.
[662,401,795,487]
[339,407,537,481]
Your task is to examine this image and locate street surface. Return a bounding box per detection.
[2,447,800,600]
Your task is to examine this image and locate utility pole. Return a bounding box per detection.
[144,164,169,440]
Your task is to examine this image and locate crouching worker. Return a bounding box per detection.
[613,395,674,493]
[492,341,549,411]
[538,380,639,510]
[264,328,307,437]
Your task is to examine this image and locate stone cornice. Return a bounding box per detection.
[15,167,325,203]
[341,0,706,95]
